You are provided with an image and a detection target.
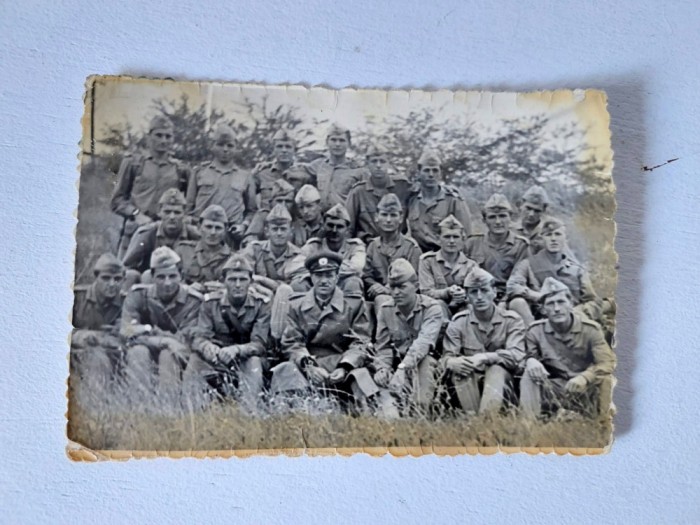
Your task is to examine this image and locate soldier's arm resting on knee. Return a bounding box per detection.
[373,306,397,375]
[279,305,314,367]
[495,313,527,370]
[400,303,444,369]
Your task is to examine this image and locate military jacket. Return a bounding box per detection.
[297,237,366,279]
[122,220,201,273]
[406,185,472,252]
[418,250,479,301]
[363,234,421,292]
[307,157,365,209]
[246,161,314,211]
[464,231,529,289]
[178,240,232,284]
[513,218,547,255]
[290,218,322,247]
[244,240,304,283]
[73,283,123,331]
[185,161,253,225]
[442,304,526,371]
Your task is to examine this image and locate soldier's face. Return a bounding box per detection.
[159,204,185,235]
[390,280,418,309]
[265,222,291,247]
[148,128,173,155]
[274,140,295,163]
[376,210,402,233]
[327,134,349,156]
[212,137,236,163]
[543,290,574,324]
[521,202,545,227]
[94,271,124,300]
[272,193,295,211]
[311,269,338,299]
[439,230,463,254]
[467,284,496,312]
[418,164,441,189]
[153,265,182,301]
[324,218,348,243]
[543,227,567,253]
[484,210,511,235]
[367,154,389,178]
[298,201,322,223]
[201,219,226,246]
[224,270,251,301]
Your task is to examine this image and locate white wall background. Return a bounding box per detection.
[1,1,698,523]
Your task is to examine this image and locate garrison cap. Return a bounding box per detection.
[483,192,513,212]
[365,143,390,158]
[387,258,417,286]
[93,253,125,276]
[150,246,181,270]
[222,254,253,275]
[212,123,236,141]
[305,251,343,273]
[295,184,321,205]
[158,188,187,207]
[271,178,295,198]
[272,128,295,142]
[417,148,441,167]
[438,214,464,233]
[200,204,228,224]
[266,203,293,224]
[522,185,550,207]
[326,123,351,141]
[376,192,403,213]
[539,277,571,301]
[540,217,566,235]
[324,203,351,224]
[148,115,174,132]
[463,267,495,289]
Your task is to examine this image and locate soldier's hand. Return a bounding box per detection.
[228,223,246,236]
[219,345,241,365]
[373,368,392,388]
[329,368,348,384]
[389,369,409,395]
[526,358,549,384]
[306,365,329,386]
[469,353,491,371]
[368,283,390,299]
[449,285,466,302]
[132,212,152,227]
[565,374,588,394]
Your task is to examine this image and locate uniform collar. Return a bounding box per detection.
[543,312,582,334]
[364,174,395,193]
[221,290,255,310]
[436,250,469,268]
[417,185,446,202]
[195,241,231,256]
[300,287,344,313]
[322,156,353,169]
[156,221,187,240]
[147,283,188,305]
[208,161,240,174]
[145,153,174,166]
[468,304,504,326]
[87,283,120,306]
[487,229,516,247]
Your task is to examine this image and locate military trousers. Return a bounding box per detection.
[122,336,190,402]
[389,355,438,416]
[447,364,514,415]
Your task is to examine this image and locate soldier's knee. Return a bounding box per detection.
[125,344,151,366]
[508,297,534,323]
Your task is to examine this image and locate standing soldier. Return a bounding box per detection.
[419,215,479,316]
[183,255,272,409]
[243,178,297,243]
[465,193,529,299]
[292,184,324,246]
[372,259,445,415]
[185,124,253,246]
[406,148,472,252]
[308,124,365,209]
[520,277,616,419]
[507,217,602,326]
[120,247,202,401]
[514,185,551,255]
[178,205,232,287]
[111,115,190,258]
[441,268,526,415]
[346,143,411,244]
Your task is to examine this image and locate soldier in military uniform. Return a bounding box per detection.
[419,215,480,317]
[307,124,365,209]
[243,178,297,243]
[464,193,529,299]
[513,185,551,255]
[71,253,126,389]
[291,204,365,296]
[372,259,446,415]
[441,268,526,415]
[292,184,324,246]
[178,204,232,287]
[520,277,616,418]
[346,144,411,244]
[406,148,472,252]
[120,247,202,402]
[507,218,602,326]
[183,255,272,409]
[111,115,191,258]
[185,124,253,246]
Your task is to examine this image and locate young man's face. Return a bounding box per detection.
[543,290,574,324]
[483,210,511,236]
[311,269,338,300]
[418,164,441,190]
[212,136,236,164]
[521,201,546,227]
[148,127,173,155]
[153,265,182,301]
[94,270,124,300]
[376,210,402,234]
[327,133,349,157]
[466,284,496,313]
[390,280,418,309]
[273,140,295,163]
[265,222,292,247]
[367,154,389,178]
[224,270,251,302]
[324,217,348,244]
[543,227,567,254]
[439,230,463,254]
[298,200,322,224]
[159,204,185,236]
[201,219,226,247]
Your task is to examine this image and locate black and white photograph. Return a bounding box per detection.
[68,76,616,456]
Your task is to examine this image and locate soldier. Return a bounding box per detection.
[372,259,445,415]
[520,277,616,419]
[507,218,602,326]
[111,115,190,258]
[122,188,200,275]
[272,252,383,414]
[178,204,232,287]
[183,255,272,409]
[514,185,551,255]
[71,253,126,388]
[363,193,421,310]
[243,178,297,243]
[346,143,411,244]
[406,148,472,252]
[419,215,479,316]
[465,193,529,299]
[441,268,526,415]
[292,184,324,246]
[185,124,253,246]
[292,204,366,296]
[120,247,202,401]
[307,124,365,209]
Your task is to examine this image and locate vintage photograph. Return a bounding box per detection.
[68,77,616,457]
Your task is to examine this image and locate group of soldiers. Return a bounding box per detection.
[71,115,616,420]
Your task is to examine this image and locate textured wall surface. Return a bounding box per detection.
[1,1,699,523]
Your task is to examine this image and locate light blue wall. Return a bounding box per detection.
[1,1,698,523]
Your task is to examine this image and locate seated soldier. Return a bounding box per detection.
[243,178,297,244]
[292,184,324,246]
[71,253,126,390]
[346,143,411,244]
[372,259,446,416]
[465,193,529,300]
[183,255,272,410]
[363,193,421,312]
[507,217,602,326]
[520,277,616,419]
[291,204,365,296]
[441,268,526,415]
[406,148,472,252]
[513,185,551,255]
[120,247,203,403]
[271,252,381,414]
[418,215,479,317]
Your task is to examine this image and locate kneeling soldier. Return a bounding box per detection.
[520,277,616,419]
[183,255,272,409]
[373,259,445,415]
[441,268,526,415]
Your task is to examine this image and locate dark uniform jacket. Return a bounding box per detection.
[244,240,304,283]
[178,241,232,284]
[122,221,200,273]
[406,184,472,252]
[418,250,479,302]
[291,219,323,247]
[73,283,123,331]
[363,234,421,294]
[307,157,365,209]
[186,161,253,226]
[513,218,548,255]
[464,231,529,292]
